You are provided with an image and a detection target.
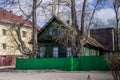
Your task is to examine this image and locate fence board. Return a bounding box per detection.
[16,56,109,71]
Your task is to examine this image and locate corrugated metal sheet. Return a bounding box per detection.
[0,55,19,66]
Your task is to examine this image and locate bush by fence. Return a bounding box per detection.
[16,56,109,71]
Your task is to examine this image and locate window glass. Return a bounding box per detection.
[39,47,45,57]
[49,28,60,36]
[53,47,58,58]
[84,47,89,56]
[49,28,52,35]
[2,44,6,49]
[82,48,85,56]
[67,47,72,57]
[2,29,6,35]
[22,31,26,37]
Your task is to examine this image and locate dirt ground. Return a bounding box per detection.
[0,71,113,80]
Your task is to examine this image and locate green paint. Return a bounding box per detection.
[16,56,109,71]
[37,16,103,58]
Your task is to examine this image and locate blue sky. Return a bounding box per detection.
[90,0,113,9]
[0,0,116,27]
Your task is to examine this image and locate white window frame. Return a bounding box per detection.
[84,48,89,56]
[39,47,45,57]
[67,47,72,57]
[91,50,94,56]
[53,47,58,58]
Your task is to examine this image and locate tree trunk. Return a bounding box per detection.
[32,0,37,58]
[113,0,120,51]
[81,0,87,36]
[71,0,78,31]
[115,13,119,51]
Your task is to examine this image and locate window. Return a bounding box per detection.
[22,31,26,37]
[2,29,6,35]
[39,47,45,57]
[53,47,58,58]
[81,48,85,56]
[53,29,60,36]
[1,56,6,59]
[67,47,72,57]
[49,28,60,36]
[84,47,89,56]
[49,28,53,35]
[2,44,6,49]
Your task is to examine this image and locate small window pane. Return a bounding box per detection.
[2,29,6,35]
[22,31,26,37]
[84,48,89,56]
[53,47,58,58]
[67,47,72,57]
[39,47,45,57]
[49,28,52,35]
[2,44,6,49]
[52,28,60,36]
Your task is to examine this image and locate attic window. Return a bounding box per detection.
[49,28,60,36]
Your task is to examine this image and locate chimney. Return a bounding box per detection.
[9,10,13,14]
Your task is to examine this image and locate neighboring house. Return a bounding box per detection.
[37,16,106,58]
[0,8,40,66]
[90,28,120,52]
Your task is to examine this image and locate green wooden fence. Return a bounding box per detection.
[16,56,109,71]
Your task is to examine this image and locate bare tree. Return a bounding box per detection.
[53,0,102,57]
[0,0,43,58]
[105,1,120,80]
[112,0,120,51]
[106,52,120,80]
[70,0,102,57]
[0,0,102,58]
[32,0,37,58]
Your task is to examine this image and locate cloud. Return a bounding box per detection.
[3,0,116,27]
[76,0,93,4]
[95,8,115,24]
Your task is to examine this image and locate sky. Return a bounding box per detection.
[0,0,116,27]
[90,0,115,25]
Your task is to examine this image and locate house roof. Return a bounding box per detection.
[87,37,107,50]
[38,15,107,50]
[0,8,40,31]
[90,28,114,51]
[38,15,73,35]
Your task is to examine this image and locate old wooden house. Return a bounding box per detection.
[37,16,106,58]
[91,28,120,52]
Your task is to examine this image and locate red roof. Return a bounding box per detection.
[0,8,40,31]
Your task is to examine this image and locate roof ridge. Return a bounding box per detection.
[0,8,41,30]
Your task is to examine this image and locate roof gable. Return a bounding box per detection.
[38,15,106,50]
[38,15,67,36]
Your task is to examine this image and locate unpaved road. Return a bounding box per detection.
[0,71,113,80]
